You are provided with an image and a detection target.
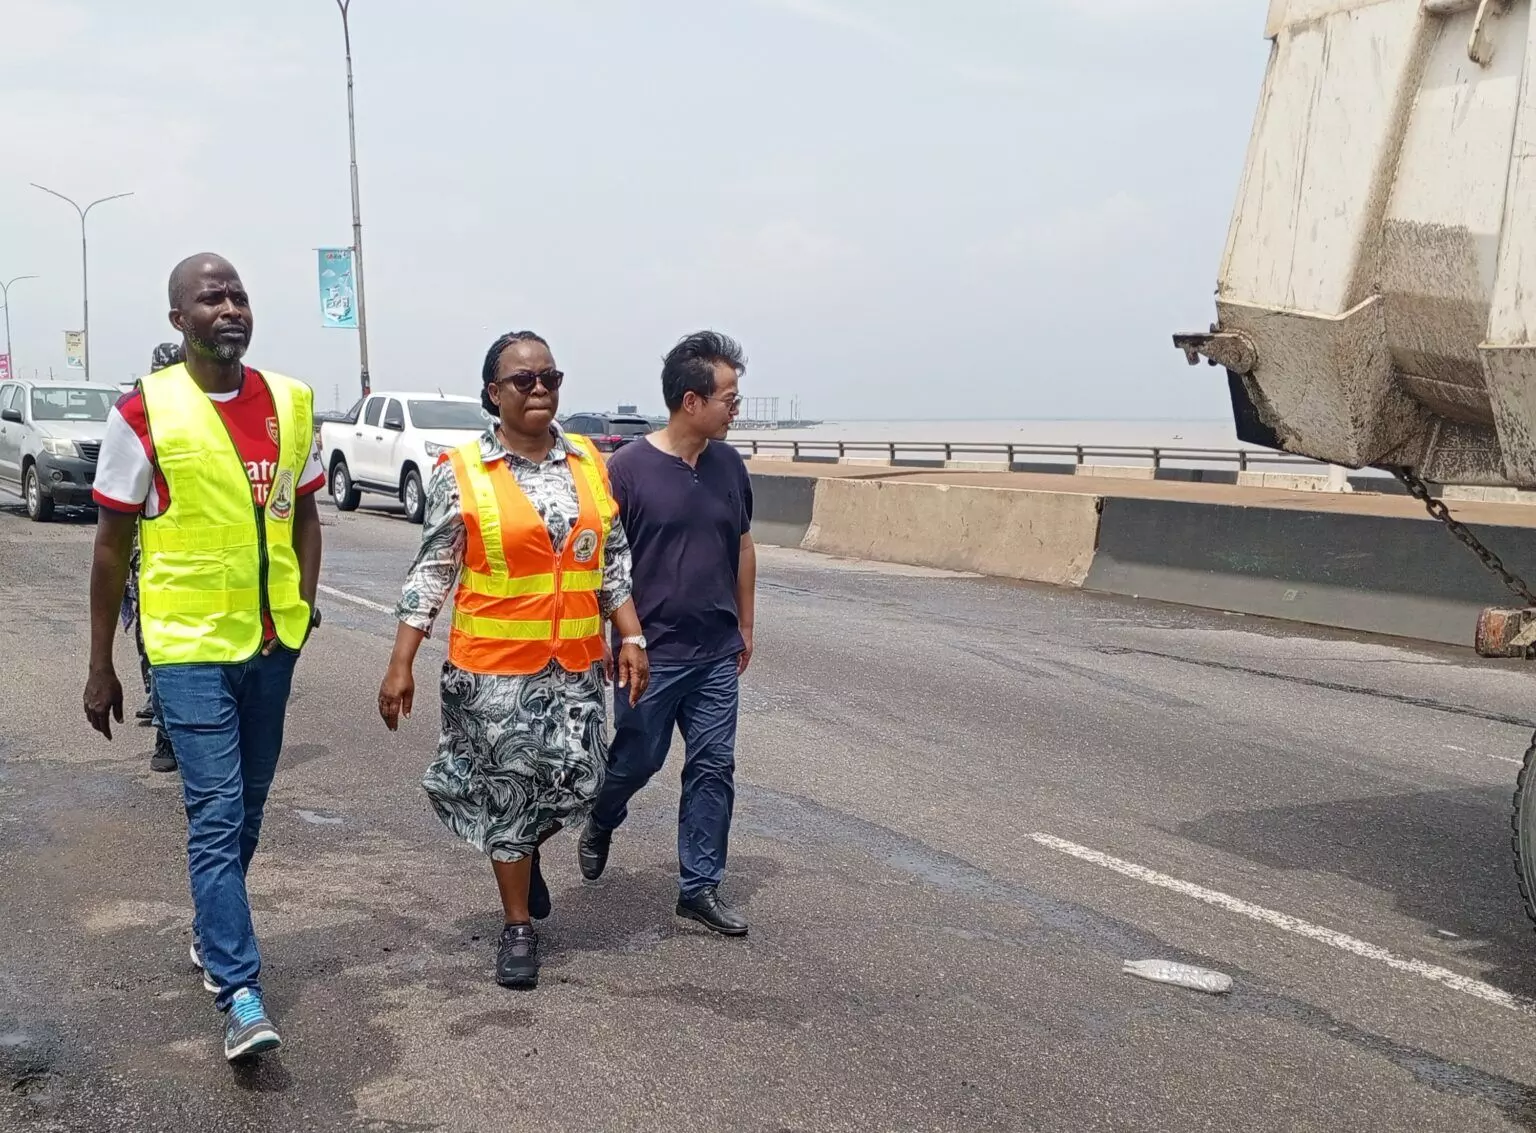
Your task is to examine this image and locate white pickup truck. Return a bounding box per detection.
[319,391,489,523]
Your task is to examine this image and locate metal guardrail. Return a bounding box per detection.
[727,438,1324,472]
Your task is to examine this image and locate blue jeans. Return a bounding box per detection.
[154,649,298,1011]
[592,657,740,898]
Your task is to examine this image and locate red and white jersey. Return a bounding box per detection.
[93,367,325,518]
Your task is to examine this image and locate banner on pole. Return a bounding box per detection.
[64,331,84,369]
[0,354,10,382]
[317,248,358,329]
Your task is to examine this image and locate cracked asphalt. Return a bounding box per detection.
[6,493,1536,1131]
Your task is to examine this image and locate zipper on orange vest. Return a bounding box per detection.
[551,556,562,646]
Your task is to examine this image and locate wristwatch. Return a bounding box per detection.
[310,606,323,630]
[621,634,647,649]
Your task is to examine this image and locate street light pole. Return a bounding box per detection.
[336,0,372,396]
[30,184,133,382]
[0,275,39,382]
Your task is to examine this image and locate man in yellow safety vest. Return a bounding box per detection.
[83,253,324,1065]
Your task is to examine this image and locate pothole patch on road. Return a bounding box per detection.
[0,1026,61,1107]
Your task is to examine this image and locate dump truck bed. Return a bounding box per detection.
[1181,0,1536,487]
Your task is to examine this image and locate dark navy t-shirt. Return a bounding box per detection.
[606,437,753,667]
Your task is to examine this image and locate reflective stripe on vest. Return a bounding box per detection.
[137,365,314,665]
[445,433,617,676]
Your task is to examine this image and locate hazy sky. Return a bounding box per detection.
[1,0,1266,420]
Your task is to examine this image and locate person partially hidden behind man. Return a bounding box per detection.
[580,331,757,935]
[120,341,183,774]
[84,254,325,1064]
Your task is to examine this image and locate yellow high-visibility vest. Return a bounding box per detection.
[137,364,313,665]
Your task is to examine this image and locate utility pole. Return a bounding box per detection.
[336,0,372,396]
[0,275,38,381]
[30,185,133,381]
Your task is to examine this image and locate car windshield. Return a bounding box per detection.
[408,401,489,431]
[609,418,654,436]
[31,387,115,422]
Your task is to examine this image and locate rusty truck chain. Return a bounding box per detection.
[1391,467,1536,660]
[1391,468,1536,606]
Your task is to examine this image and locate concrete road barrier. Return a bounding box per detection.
[942,460,1011,473]
[749,473,817,548]
[1235,471,1334,492]
[1084,497,1536,646]
[748,467,1536,646]
[802,478,1102,586]
[1078,465,1155,480]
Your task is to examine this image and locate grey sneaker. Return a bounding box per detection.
[223,987,281,1062]
[189,941,218,993]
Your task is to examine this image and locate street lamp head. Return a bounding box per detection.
[30,184,135,217]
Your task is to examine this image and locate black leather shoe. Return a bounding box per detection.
[577,820,611,881]
[496,923,539,989]
[528,850,551,921]
[676,886,748,936]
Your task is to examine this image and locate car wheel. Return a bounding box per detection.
[331,459,361,511]
[24,465,54,522]
[402,468,425,525]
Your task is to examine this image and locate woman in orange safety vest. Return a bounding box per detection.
[378,330,650,991]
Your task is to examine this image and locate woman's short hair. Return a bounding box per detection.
[480,330,550,415]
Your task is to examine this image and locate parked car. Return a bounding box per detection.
[0,379,115,521]
[559,412,656,453]
[319,391,490,523]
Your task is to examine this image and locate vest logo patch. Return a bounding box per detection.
[572,529,599,563]
[266,416,280,445]
[269,469,295,521]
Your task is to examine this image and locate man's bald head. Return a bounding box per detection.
[167,254,253,365]
[168,254,238,309]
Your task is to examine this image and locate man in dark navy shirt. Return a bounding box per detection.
[580,331,757,935]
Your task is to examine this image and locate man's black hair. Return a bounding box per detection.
[660,330,746,413]
[480,330,550,415]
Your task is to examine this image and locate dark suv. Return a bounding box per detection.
[559,412,655,453]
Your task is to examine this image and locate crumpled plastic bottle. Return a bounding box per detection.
[1122,959,1233,994]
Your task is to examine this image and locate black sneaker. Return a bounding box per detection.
[150,732,177,773]
[496,923,539,989]
[529,849,551,921]
[223,987,281,1062]
[677,886,749,936]
[577,820,611,881]
[135,701,154,723]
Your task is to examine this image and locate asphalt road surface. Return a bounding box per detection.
[6,493,1536,1132]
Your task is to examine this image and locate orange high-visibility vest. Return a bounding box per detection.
[446,434,616,676]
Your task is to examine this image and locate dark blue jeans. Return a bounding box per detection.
[154,649,298,1011]
[592,657,740,898]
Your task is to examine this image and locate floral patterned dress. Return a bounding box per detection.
[394,425,633,862]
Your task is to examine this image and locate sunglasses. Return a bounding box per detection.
[498,368,564,394]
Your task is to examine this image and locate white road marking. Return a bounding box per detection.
[1030,832,1536,1013]
[1445,743,1522,766]
[318,583,395,615]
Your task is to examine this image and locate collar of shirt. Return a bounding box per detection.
[475,420,591,468]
